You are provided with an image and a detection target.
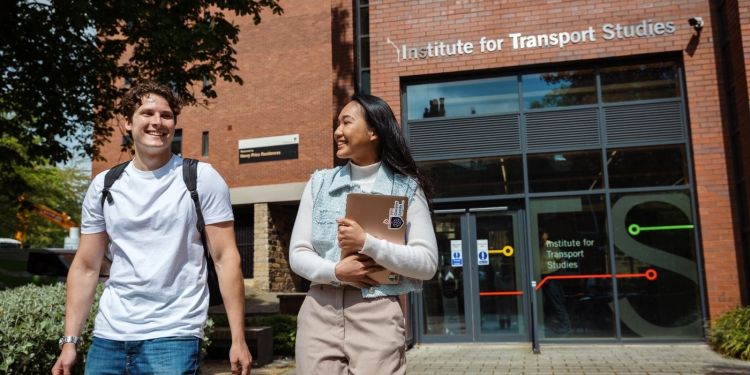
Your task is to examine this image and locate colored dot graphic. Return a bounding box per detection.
[628,223,694,236]
[488,245,514,257]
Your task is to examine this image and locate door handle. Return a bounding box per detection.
[468,206,508,212]
[434,208,466,214]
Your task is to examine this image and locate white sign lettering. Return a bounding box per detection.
[390,19,677,62]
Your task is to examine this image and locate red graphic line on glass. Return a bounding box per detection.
[479,291,524,296]
[534,268,658,291]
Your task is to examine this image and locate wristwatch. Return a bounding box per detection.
[58,336,81,350]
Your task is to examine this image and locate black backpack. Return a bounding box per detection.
[100,158,223,306]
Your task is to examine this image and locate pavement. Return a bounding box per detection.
[405,343,750,374]
[202,343,750,374]
[204,285,750,374]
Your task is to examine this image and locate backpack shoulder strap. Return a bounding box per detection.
[100,160,131,209]
[182,158,205,233]
[183,158,224,306]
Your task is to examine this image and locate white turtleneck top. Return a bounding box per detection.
[289,161,438,286]
[349,160,380,192]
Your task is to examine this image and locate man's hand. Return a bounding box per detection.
[204,222,251,374]
[337,218,367,256]
[335,253,384,288]
[51,345,77,375]
[52,232,106,374]
[229,342,252,375]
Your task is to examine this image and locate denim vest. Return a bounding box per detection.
[310,163,421,298]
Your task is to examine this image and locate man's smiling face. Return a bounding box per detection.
[126,93,176,153]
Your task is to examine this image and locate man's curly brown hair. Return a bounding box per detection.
[120,81,183,123]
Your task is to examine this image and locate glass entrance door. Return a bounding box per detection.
[420,210,469,340]
[470,209,528,341]
[418,208,528,342]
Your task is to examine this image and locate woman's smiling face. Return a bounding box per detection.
[333,100,380,166]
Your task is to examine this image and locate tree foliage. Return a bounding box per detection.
[0,146,89,247]
[0,0,283,167]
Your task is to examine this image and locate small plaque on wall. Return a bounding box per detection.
[238,134,299,164]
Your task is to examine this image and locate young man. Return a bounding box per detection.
[52,81,251,374]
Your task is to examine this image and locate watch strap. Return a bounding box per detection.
[58,335,81,350]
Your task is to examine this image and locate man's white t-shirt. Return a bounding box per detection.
[81,155,233,340]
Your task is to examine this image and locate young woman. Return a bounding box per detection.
[289,94,438,374]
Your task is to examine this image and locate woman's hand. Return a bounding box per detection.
[335,254,384,288]
[337,218,367,256]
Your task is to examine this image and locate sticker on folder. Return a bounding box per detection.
[345,193,408,285]
[383,200,405,230]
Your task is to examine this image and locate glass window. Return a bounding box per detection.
[0,240,20,249]
[233,204,255,279]
[358,6,369,35]
[360,37,370,69]
[527,150,603,193]
[610,191,702,338]
[418,156,524,198]
[530,194,614,338]
[601,62,680,102]
[355,0,370,94]
[406,77,519,120]
[171,129,182,156]
[359,70,370,95]
[522,69,596,109]
[607,145,689,188]
[202,131,209,157]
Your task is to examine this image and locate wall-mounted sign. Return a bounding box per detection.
[450,240,463,267]
[387,19,677,62]
[239,134,299,164]
[477,239,489,266]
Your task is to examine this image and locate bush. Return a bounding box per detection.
[0,282,215,373]
[0,282,102,374]
[709,305,750,360]
[202,316,215,359]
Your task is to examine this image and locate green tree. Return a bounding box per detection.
[0,145,89,247]
[0,0,283,168]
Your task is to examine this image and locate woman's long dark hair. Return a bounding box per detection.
[351,94,434,202]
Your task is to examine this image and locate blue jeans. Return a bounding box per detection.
[84,336,200,375]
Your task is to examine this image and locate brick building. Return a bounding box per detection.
[93,0,750,344]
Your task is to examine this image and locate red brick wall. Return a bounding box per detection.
[369,0,740,317]
[93,0,342,186]
[721,0,750,304]
[89,0,744,318]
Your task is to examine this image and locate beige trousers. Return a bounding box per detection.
[295,284,406,375]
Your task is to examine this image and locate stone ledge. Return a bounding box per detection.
[208,326,273,368]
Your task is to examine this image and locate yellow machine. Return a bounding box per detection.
[14,195,77,245]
